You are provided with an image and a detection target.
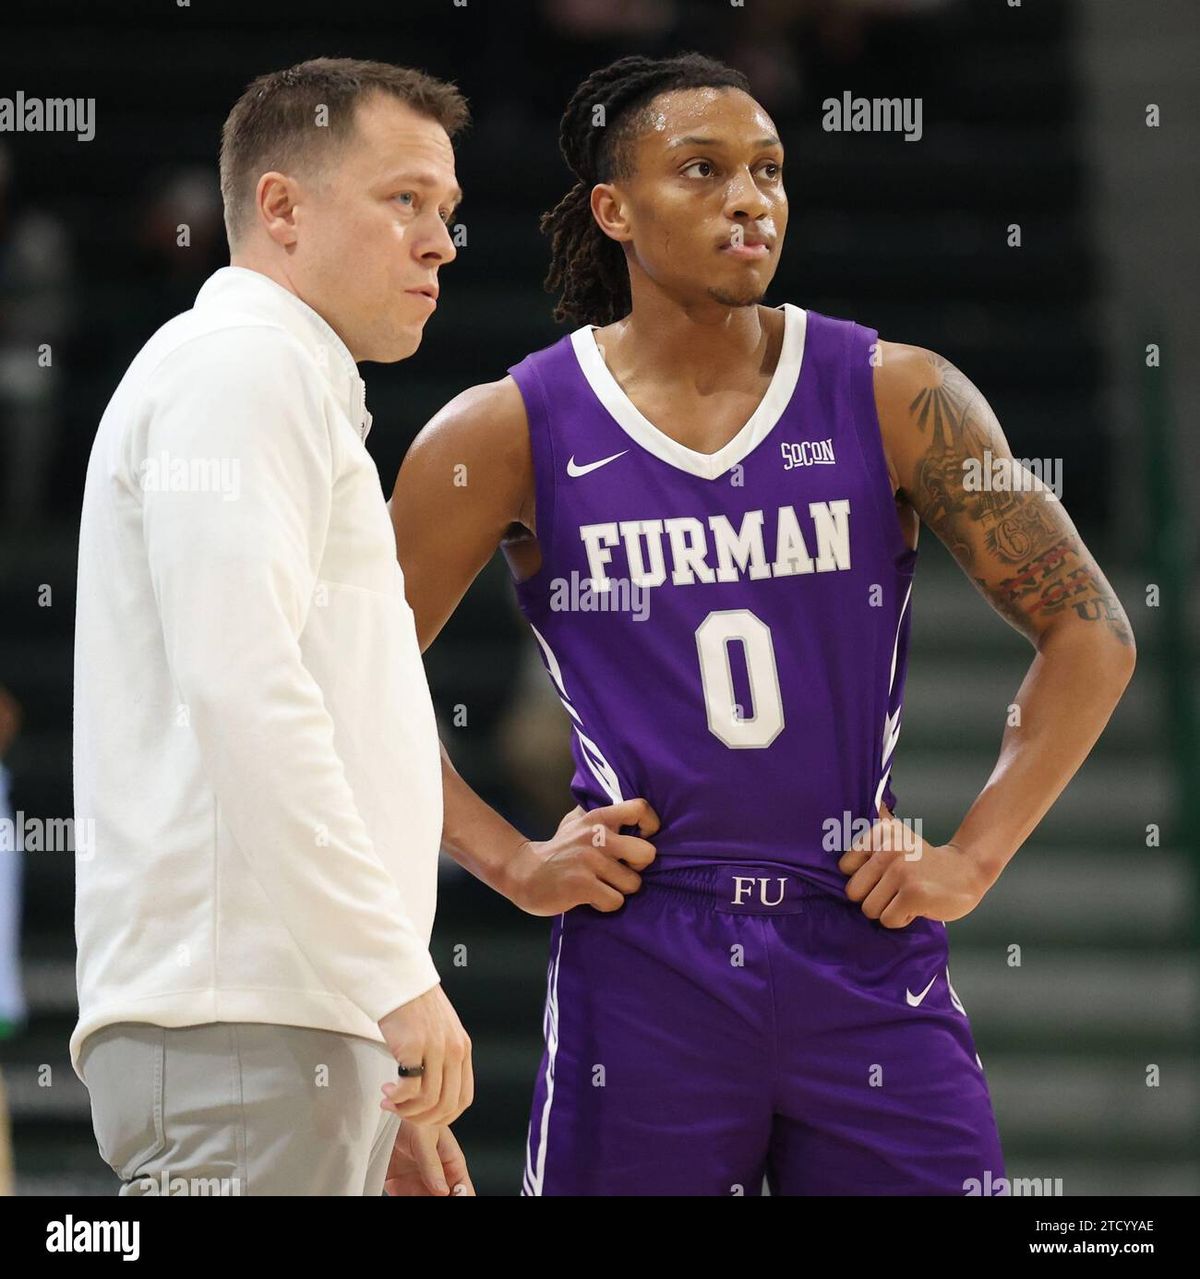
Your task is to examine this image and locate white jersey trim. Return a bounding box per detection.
[874,579,913,815]
[569,304,808,481]
[529,623,625,804]
[523,918,565,1196]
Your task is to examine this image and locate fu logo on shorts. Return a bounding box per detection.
[731,876,787,907]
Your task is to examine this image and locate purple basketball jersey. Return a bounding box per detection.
[508,306,918,895]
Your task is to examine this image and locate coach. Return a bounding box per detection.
[71,59,473,1196]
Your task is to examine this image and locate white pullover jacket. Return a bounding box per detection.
[71,265,443,1078]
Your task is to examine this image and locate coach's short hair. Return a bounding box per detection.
[219,57,469,245]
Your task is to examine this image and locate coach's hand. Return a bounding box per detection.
[838,804,993,927]
[506,799,660,916]
[377,984,473,1126]
[383,1122,475,1197]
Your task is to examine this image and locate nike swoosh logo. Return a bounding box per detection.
[906,975,938,1007]
[566,450,627,478]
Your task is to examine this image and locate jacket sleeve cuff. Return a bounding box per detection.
[364,950,442,1025]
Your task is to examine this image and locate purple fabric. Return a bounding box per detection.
[521,876,1004,1196]
[509,308,916,894]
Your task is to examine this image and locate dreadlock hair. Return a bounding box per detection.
[541,53,752,328]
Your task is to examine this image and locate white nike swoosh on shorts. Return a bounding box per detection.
[905,974,938,1007]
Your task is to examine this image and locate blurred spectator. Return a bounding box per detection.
[0,682,23,1192]
[0,144,73,531]
[132,165,227,327]
[0,684,25,1040]
[535,0,956,120]
[542,0,678,39]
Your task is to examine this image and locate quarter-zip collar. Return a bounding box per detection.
[193,265,374,443]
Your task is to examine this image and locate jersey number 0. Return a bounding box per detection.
[695,609,785,749]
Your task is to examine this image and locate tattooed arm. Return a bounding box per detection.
[841,342,1136,926]
[888,343,1134,867]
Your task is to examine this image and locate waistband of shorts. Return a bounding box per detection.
[639,865,846,914]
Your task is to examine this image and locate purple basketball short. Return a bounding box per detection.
[521,866,1004,1196]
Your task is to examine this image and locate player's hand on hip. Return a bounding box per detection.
[837,804,991,927]
[507,798,660,916]
[377,984,474,1126]
[383,1122,475,1197]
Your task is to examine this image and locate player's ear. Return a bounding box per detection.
[591,183,633,244]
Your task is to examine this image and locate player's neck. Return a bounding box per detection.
[604,291,778,391]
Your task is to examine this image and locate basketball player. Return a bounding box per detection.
[387,54,1136,1195]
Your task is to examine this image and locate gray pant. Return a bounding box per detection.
[79,1022,401,1195]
